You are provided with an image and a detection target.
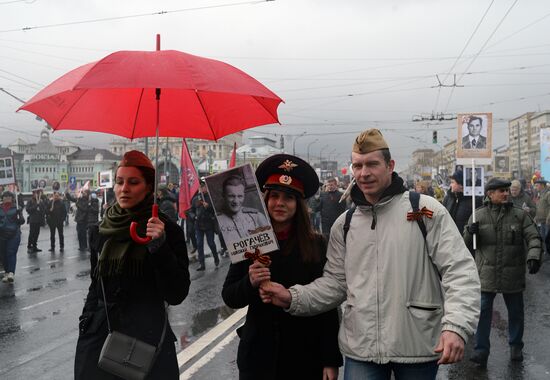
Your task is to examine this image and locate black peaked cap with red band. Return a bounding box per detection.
[255,154,319,199]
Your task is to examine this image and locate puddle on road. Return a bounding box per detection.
[177,305,236,350]
[76,270,90,278]
[46,278,67,288]
[0,324,21,337]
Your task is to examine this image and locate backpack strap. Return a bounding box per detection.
[343,192,428,244]
[343,205,356,243]
[409,191,427,241]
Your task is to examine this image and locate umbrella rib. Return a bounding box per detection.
[130,88,145,140]
[54,89,89,130]
[251,96,281,124]
[193,90,217,142]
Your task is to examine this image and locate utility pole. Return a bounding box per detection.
[292,132,307,156]
[517,123,522,179]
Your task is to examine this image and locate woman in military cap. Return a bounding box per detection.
[74,150,190,380]
[222,154,342,380]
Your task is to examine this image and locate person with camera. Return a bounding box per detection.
[74,150,190,379]
[464,178,542,367]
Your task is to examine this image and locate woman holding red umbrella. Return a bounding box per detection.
[222,154,342,380]
[74,150,190,379]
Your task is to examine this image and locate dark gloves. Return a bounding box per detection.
[527,260,540,274]
[467,222,479,235]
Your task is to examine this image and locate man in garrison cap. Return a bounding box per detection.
[262,128,481,378]
[464,178,541,367]
[216,175,269,245]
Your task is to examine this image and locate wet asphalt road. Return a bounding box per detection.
[1,223,550,379]
[0,222,236,380]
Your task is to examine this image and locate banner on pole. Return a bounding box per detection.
[179,140,200,218]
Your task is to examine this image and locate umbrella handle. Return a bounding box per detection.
[130,204,159,244]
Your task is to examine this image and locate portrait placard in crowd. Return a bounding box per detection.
[205,164,278,263]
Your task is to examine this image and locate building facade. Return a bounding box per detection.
[6,129,120,192]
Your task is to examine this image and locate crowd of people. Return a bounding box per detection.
[0,126,547,379]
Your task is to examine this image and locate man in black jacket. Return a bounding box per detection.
[317,178,347,239]
[65,190,90,251]
[442,170,482,235]
[192,183,219,271]
[26,189,46,253]
[157,186,178,223]
[46,192,67,252]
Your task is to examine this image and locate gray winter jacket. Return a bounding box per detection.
[288,188,480,364]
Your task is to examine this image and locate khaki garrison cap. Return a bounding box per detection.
[352,129,389,154]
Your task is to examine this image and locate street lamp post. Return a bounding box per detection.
[307,139,318,163]
[319,144,329,179]
[292,132,307,156]
[319,144,329,163]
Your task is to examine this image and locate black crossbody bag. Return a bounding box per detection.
[97,275,167,380]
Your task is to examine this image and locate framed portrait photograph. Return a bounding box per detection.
[0,156,16,185]
[463,167,484,196]
[99,170,113,189]
[456,113,492,159]
[205,163,278,263]
[494,155,510,174]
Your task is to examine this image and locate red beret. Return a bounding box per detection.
[118,150,154,171]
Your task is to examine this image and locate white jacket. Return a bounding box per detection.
[289,191,480,363]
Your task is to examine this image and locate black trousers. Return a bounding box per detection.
[76,222,88,249]
[49,222,64,248]
[28,222,41,248]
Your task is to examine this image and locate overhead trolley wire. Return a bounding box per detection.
[0,1,271,33]
[433,0,495,112]
[443,0,520,113]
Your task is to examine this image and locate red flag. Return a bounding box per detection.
[178,140,199,219]
[229,142,237,168]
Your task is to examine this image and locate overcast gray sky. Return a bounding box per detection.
[1,0,549,171]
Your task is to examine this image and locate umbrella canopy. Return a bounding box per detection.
[18,50,283,140]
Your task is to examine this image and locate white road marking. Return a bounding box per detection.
[20,290,82,311]
[21,265,34,269]
[176,306,247,367]
[46,260,59,264]
[179,331,237,380]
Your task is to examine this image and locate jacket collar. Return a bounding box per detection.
[350,172,407,207]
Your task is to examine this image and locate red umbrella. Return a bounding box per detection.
[18,35,283,243]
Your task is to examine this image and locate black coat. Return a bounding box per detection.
[46,199,67,226]
[74,216,190,380]
[222,236,342,380]
[193,192,216,231]
[442,191,483,235]
[317,190,347,234]
[159,196,178,223]
[87,198,99,225]
[26,197,45,224]
[66,193,90,224]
